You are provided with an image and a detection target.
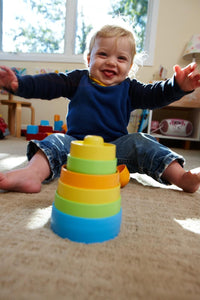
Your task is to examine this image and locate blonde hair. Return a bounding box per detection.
[87,24,136,63]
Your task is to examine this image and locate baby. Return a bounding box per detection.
[0,24,200,193]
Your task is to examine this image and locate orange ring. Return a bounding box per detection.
[117,165,130,188]
[60,165,120,189]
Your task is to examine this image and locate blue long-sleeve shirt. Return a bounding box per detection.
[16,69,189,142]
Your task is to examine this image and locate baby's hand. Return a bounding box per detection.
[0,66,18,92]
[174,63,200,92]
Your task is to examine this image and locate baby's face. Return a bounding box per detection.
[87,36,133,86]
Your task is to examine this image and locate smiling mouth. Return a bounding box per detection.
[102,69,116,78]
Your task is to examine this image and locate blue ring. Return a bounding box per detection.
[51,202,122,244]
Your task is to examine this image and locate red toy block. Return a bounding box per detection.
[53,130,65,134]
[38,125,53,133]
[26,132,48,141]
[21,129,27,136]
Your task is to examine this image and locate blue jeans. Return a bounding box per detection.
[27,133,185,185]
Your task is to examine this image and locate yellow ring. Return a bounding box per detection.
[57,179,120,204]
[60,165,120,189]
[70,135,116,160]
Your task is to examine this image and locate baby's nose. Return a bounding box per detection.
[106,56,117,66]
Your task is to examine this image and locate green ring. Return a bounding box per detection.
[54,191,121,218]
[67,155,117,175]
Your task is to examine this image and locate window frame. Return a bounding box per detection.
[0,0,159,66]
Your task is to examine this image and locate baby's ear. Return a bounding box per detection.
[87,54,90,67]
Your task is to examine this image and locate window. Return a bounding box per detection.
[2,0,66,54]
[0,0,159,65]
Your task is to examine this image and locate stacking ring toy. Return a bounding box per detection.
[54,191,121,218]
[57,179,120,204]
[67,155,117,175]
[51,203,122,243]
[70,135,116,161]
[50,135,127,243]
[60,165,120,189]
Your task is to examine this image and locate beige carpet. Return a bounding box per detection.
[0,136,200,300]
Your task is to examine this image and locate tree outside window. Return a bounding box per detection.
[1,0,148,55]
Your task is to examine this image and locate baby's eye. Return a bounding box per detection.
[98,52,107,57]
[118,56,127,61]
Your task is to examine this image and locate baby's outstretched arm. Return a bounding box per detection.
[0,65,19,92]
[174,62,200,92]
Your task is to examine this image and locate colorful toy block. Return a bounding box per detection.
[26,133,48,140]
[0,115,9,139]
[54,115,60,121]
[54,120,63,131]
[40,120,50,126]
[27,125,39,134]
[51,135,130,244]
[25,115,65,140]
[38,125,53,133]
[62,124,67,133]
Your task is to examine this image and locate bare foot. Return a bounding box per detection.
[0,168,42,193]
[162,161,200,193]
[0,150,51,193]
[180,170,200,193]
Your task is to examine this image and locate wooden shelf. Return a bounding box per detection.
[147,93,200,149]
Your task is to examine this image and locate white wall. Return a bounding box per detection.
[137,0,200,82]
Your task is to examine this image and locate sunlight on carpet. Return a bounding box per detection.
[26,206,52,230]
[174,218,200,234]
[191,167,200,174]
[0,153,27,172]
